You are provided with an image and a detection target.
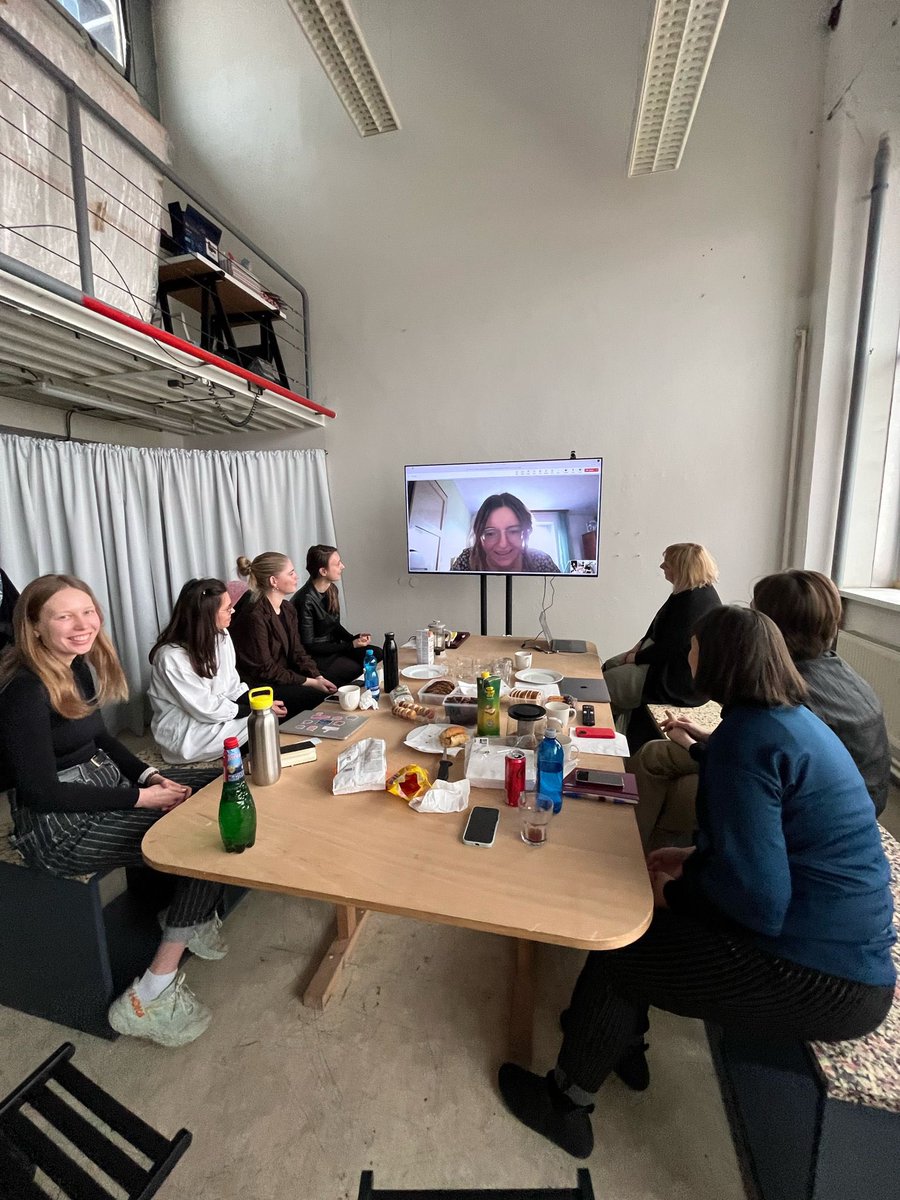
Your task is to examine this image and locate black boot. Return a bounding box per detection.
[497,1063,594,1159]
[559,1009,650,1092]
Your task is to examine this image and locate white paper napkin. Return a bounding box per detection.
[409,778,471,813]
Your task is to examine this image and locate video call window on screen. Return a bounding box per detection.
[405,458,602,577]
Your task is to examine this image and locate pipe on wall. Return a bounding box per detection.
[831,134,891,583]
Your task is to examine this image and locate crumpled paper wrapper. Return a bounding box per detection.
[408,777,471,813]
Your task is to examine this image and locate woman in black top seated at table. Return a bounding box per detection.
[292,545,380,687]
[603,542,721,729]
[230,551,337,715]
[0,575,225,1047]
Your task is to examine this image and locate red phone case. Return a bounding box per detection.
[574,726,615,738]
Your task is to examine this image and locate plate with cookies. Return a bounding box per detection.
[403,723,469,756]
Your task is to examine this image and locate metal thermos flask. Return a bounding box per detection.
[247,687,281,786]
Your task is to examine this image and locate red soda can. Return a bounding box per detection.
[505,750,526,807]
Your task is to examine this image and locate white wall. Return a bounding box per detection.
[153,0,828,649]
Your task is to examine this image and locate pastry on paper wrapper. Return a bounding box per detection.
[439,725,468,748]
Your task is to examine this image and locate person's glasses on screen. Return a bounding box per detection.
[480,526,525,546]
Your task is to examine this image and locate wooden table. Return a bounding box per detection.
[142,635,652,1061]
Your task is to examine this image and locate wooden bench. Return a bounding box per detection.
[0,756,242,1040]
[709,825,900,1200]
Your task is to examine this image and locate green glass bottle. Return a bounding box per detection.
[218,736,256,853]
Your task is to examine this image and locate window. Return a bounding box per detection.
[56,0,127,70]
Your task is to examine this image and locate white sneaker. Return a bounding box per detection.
[108,973,211,1046]
[158,910,229,960]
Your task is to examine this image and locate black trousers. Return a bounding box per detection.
[316,644,382,688]
[11,801,222,931]
[558,909,894,1094]
[270,682,329,718]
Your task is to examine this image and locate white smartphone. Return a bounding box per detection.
[462,806,499,848]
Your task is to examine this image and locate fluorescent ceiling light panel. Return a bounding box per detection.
[628,0,729,177]
[286,0,400,137]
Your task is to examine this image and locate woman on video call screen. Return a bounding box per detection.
[405,459,601,576]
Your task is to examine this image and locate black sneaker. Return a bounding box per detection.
[559,1009,650,1092]
[497,1063,594,1159]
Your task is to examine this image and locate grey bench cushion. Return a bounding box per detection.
[810,826,900,1113]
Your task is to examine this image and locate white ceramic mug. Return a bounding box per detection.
[514,650,533,671]
[545,700,576,732]
[338,684,361,712]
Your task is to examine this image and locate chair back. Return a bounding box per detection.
[0,1042,191,1199]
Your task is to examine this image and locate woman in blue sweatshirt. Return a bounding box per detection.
[499,605,895,1159]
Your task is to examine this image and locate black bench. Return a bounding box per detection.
[0,786,243,1040]
[709,825,900,1200]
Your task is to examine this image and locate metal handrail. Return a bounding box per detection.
[0,12,312,399]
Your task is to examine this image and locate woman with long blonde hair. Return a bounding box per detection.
[603,542,720,730]
[229,551,337,716]
[0,575,225,1047]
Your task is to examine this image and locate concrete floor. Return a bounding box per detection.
[2,782,897,1199]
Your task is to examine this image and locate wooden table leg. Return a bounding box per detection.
[508,938,536,1065]
[302,904,369,1010]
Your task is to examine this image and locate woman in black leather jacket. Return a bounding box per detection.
[292,546,382,686]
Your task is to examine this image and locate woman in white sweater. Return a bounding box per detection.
[149,578,284,763]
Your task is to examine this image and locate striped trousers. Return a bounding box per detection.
[557,909,894,1095]
[11,791,221,931]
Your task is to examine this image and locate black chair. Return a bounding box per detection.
[0,1043,191,1199]
[356,1170,595,1199]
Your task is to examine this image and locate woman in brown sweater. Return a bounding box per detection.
[229,551,337,717]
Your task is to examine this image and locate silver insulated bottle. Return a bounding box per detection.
[247,687,281,786]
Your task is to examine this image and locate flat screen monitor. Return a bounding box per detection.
[405,458,602,576]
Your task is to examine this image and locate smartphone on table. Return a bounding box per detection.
[462,806,499,847]
[575,769,624,789]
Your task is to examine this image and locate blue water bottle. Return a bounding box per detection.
[363,648,380,702]
[536,729,564,815]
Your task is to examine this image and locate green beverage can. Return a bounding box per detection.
[476,671,501,737]
[218,736,257,853]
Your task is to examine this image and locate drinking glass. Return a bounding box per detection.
[491,658,513,686]
[520,794,553,846]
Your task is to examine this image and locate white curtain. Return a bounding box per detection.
[0,434,335,731]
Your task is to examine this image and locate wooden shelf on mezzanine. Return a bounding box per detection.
[0,267,333,437]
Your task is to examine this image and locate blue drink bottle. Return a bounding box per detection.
[536,729,564,815]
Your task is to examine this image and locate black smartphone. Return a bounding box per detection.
[581,704,595,727]
[281,741,316,754]
[462,806,499,847]
[575,769,624,789]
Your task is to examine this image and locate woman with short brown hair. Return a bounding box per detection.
[498,605,894,1159]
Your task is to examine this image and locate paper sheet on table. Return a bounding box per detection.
[571,731,630,757]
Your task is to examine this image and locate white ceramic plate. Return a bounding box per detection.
[403,724,466,755]
[401,664,446,680]
[515,668,563,685]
